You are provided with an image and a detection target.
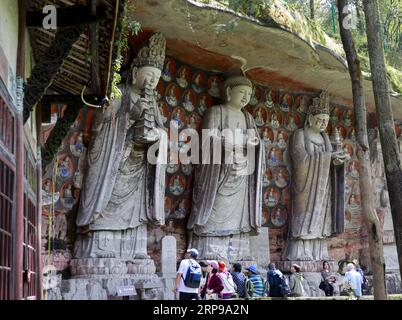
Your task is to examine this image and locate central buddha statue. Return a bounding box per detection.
[187,74,265,262]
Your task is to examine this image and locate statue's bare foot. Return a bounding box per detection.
[96,252,115,258]
[134,253,150,259]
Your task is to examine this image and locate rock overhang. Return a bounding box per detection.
[131,0,402,118]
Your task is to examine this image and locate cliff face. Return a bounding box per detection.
[129,0,401,117]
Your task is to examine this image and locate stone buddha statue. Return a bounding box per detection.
[284,91,347,261]
[74,33,167,261]
[188,74,265,262]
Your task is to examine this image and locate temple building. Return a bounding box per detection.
[0,0,401,299]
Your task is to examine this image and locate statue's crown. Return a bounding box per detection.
[134,33,166,70]
[308,91,330,115]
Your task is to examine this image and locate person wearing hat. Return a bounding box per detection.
[202,261,224,299]
[289,264,307,297]
[174,248,202,300]
[246,265,265,298]
[218,261,237,299]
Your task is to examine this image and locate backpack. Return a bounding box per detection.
[245,277,254,299]
[183,260,202,288]
[219,273,237,295]
[273,272,291,297]
[245,275,266,298]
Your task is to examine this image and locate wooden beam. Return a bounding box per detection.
[41,94,99,105]
[23,25,84,123]
[26,5,107,28]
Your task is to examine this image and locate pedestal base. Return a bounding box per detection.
[63,258,162,300]
[70,258,156,276]
[61,274,163,300]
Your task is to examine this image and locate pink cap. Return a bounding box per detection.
[208,260,219,269]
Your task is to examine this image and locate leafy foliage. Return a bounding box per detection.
[110,2,141,99]
[214,0,402,93]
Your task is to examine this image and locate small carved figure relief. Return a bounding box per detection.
[208,76,221,98]
[165,84,179,107]
[176,66,189,88]
[265,90,274,109]
[182,89,195,112]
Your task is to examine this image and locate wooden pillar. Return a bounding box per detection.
[14,0,26,300]
[90,0,100,96]
[35,104,42,300]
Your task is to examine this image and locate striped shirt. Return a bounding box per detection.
[248,274,265,297]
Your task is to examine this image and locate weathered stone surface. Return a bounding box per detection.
[250,227,270,273]
[61,274,163,300]
[126,259,157,274]
[74,33,167,261]
[365,273,401,295]
[158,236,177,300]
[132,0,402,118]
[284,93,347,261]
[188,76,264,262]
[61,278,107,300]
[70,258,158,276]
[160,236,177,277]
[70,258,128,276]
[384,245,400,272]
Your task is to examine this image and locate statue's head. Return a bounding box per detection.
[306,91,330,132]
[131,33,166,90]
[223,76,253,109]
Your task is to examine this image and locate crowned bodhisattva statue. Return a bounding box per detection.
[74,33,168,262]
[188,75,265,262]
[284,91,347,261]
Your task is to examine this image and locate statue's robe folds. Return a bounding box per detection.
[284,128,344,261]
[74,87,167,260]
[188,105,265,261]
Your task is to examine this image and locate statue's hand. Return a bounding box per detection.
[131,97,150,120]
[332,157,345,165]
[247,130,259,146]
[331,150,350,161]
